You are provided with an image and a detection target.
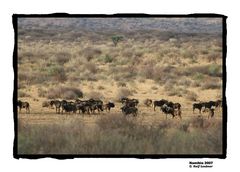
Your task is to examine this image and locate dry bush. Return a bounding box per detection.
[206,52,221,62]
[18,90,31,98]
[18,82,26,89]
[47,65,67,82]
[151,86,158,90]
[185,65,222,77]
[178,77,192,87]
[122,48,134,58]
[97,114,137,130]
[87,91,104,99]
[116,88,133,101]
[117,82,127,87]
[97,85,105,90]
[81,47,102,61]
[142,64,154,79]
[47,86,83,99]
[202,82,222,90]
[38,87,48,97]
[53,51,71,65]
[186,91,198,101]
[85,62,98,74]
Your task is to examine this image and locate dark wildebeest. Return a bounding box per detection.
[202,101,217,110]
[89,99,104,114]
[144,99,152,107]
[17,100,30,113]
[153,99,168,111]
[61,101,77,114]
[215,100,222,108]
[75,100,88,114]
[50,100,62,114]
[208,108,215,118]
[121,105,138,116]
[173,103,181,111]
[104,102,115,112]
[161,104,175,119]
[193,102,204,114]
[120,97,129,104]
[121,97,139,107]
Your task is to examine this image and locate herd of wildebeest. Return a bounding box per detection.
[17,97,222,119]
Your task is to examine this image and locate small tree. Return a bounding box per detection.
[111,35,123,47]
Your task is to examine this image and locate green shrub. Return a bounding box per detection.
[208,64,222,77]
[104,54,114,63]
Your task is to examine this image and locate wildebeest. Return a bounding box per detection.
[215,99,222,108]
[193,102,204,113]
[161,104,175,119]
[89,99,104,114]
[121,97,139,107]
[202,101,217,110]
[104,102,115,112]
[61,101,77,114]
[143,99,152,107]
[17,100,30,113]
[153,99,168,111]
[50,100,62,114]
[161,103,182,119]
[76,99,104,114]
[173,103,181,111]
[75,100,88,114]
[121,105,138,116]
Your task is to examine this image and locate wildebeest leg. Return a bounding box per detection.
[154,105,156,111]
[27,106,30,114]
[179,110,182,119]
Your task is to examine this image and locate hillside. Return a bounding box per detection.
[18,17,222,33]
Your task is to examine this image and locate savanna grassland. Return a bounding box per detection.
[17,18,223,155]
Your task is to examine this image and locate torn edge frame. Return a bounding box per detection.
[12,13,227,159]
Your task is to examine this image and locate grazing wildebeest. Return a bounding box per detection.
[104,102,115,112]
[193,102,204,113]
[144,99,152,107]
[173,103,181,110]
[215,100,222,108]
[50,100,62,114]
[161,104,175,119]
[120,97,129,104]
[75,100,88,114]
[17,100,30,113]
[121,97,139,107]
[121,105,138,116]
[202,101,217,110]
[61,101,77,114]
[153,99,168,111]
[89,99,104,114]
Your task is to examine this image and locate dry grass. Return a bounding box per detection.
[18,114,222,154]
